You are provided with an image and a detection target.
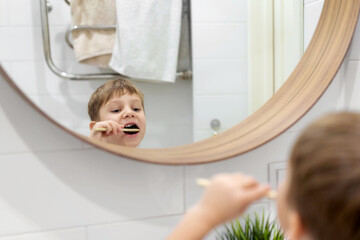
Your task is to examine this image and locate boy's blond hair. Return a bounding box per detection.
[88,78,144,121]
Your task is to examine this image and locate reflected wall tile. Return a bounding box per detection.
[28,94,90,131]
[194,128,237,143]
[145,91,193,126]
[0,76,83,154]
[304,0,324,49]
[0,0,8,25]
[8,0,40,26]
[0,27,43,61]
[6,61,107,96]
[8,0,70,26]
[304,0,323,4]
[194,130,214,143]
[0,149,183,235]
[87,215,182,240]
[347,16,360,60]
[142,124,192,148]
[75,127,91,138]
[138,78,192,95]
[192,23,246,59]
[193,59,247,95]
[5,61,59,96]
[49,26,78,62]
[192,0,247,23]
[341,60,360,111]
[193,94,248,130]
[47,0,72,26]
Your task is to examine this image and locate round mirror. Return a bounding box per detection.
[0,0,318,147]
[1,0,359,164]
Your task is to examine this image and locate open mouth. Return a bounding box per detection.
[123,124,140,135]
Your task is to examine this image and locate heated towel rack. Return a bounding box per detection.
[40,0,192,80]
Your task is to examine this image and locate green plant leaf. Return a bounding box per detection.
[216,210,285,240]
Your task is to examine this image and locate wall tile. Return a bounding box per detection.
[87,215,182,240]
[268,162,287,190]
[192,23,246,59]
[192,0,247,23]
[0,228,86,240]
[287,65,342,132]
[184,130,298,210]
[0,149,183,235]
[193,59,247,95]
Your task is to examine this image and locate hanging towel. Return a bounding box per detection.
[109,0,183,83]
[70,0,116,68]
[177,0,191,72]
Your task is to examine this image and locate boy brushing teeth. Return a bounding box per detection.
[88,78,146,147]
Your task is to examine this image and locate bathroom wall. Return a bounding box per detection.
[1,1,360,240]
[0,0,192,149]
[192,0,249,141]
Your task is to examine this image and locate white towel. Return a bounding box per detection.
[109,0,182,83]
[71,0,116,68]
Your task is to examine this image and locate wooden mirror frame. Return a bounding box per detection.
[1,0,360,165]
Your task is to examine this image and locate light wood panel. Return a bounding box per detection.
[1,0,360,165]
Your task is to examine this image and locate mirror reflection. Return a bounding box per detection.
[0,0,324,148]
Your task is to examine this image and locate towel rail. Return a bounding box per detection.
[40,0,192,80]
[65,25,116,49]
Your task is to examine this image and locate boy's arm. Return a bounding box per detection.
[166,173,270,240]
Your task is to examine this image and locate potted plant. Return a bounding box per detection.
[216,211,284,240]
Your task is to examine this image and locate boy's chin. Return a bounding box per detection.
[116,139,141,148]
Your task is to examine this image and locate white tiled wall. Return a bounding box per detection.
[1,1,360,240]
[0,0,192,148]
[192,0,248,141]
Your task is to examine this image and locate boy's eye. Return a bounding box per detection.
[111,109,121,113]
[133,108,141,112]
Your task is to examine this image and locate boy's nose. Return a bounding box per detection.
[123,108,135,118]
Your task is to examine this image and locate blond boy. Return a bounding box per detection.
[88,78,146,147]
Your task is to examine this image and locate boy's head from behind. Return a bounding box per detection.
[277,112,360,240]
[88,78,146,147]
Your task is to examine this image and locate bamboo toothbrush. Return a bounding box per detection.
[94,127,140,133]
[196,178,277,199]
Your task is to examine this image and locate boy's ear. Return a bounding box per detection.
[287,211,307,240]
[89,121,96,130]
